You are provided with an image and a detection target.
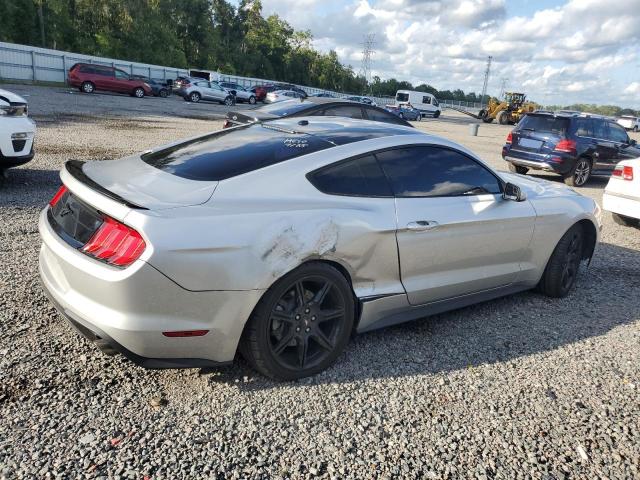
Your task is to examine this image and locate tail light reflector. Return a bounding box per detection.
[49,185,68,207]
[162,330,209,337]
[506,132,513,144]
[81,216,146,267]
[612,165,634,181]
[554,139,577,154]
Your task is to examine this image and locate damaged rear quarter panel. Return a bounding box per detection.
[141,144,404,297]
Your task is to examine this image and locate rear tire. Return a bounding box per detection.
[159,89,168,98]
[508,164,529,174]
[240,262,355,380]
[633,126,638,132]
[497,111,509,125]
[612,213,640,228]
[81,81,95,94]
[563,158,591,187]
[224,96,234,106]
[248,96,256,105]
[537,224,584,298]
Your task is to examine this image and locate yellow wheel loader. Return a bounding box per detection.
[478,92,537,125]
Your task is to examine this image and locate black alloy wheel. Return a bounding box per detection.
[241,263,354,380]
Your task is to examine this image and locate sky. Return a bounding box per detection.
[257,0,640,107]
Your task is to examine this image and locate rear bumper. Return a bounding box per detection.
[603,191,640,220]
[502,148,572,175]
[38,207,264,367]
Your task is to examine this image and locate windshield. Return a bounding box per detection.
[518,115,569,135]
[141,123,334,181]
[396,93,409,102]
[256,99,312,116]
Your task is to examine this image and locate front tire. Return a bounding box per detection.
[538,224,584,298]
[133,87,145,98]
[189,92,201,103]
[612,213,640,228]
[433,110,440,118]
[81,81,95,94]
[508,164,529,174]
[240,262,355,380]
[564,158,591,187]
[248,95,256,105]
[159,89,168,98]
[224,96,234,106]
[497,111,509,125]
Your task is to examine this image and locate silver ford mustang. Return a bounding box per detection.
[39,117,601,380]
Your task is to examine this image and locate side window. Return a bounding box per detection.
[376,146,502,198]
[322,106,364,119]
[308,155,392,197]
[79,65,95,74]
[591,119,608,139]
[572,118,592,137]
[364,107,404,125]
[608,123,629,143]
[422,96,431,104]
[94,68,112,77]
[114,69,129,80]
[195,81,209,87]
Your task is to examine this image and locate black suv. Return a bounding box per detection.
[502,113,640,186]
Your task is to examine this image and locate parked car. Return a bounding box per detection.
[264,90,305,104]
[603,159,640,227]
[131,76,171,98]
[40,117,600,380]
[395,90,441,118]
[346,95,377,106]
[178,79,234,105]
[385,104,422,121]
[218,82,257,104]
[67,63,152,98]
[502,112,640,187]
[0,88,36,177]
[617,115,640,132]
[254,84,308,101]
[223,98,412,128]
[173,76,195,92]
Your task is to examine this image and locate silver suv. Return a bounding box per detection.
[219,82,257,104]
[179,80,234,105]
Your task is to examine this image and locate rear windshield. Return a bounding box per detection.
[141,124,334,181]
[256,99,313,116]
[518,115,569,134]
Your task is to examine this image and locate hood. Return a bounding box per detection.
[0,88,28,105]
[82,156,218,210]
[499,171,580,199]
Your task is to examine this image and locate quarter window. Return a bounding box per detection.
[376,146,502,197]
[308,155,392,197]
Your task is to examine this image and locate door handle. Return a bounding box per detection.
[406,220,439,232]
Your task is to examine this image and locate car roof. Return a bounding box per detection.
[264,116,417,144]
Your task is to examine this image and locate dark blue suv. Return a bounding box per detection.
[502,113,640,187]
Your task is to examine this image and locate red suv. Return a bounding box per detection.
[68,63,152,98]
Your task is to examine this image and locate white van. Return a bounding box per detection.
[395,90,441,118]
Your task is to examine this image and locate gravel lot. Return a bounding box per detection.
[1,84,639,480]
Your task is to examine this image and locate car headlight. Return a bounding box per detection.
[144,83,151,89]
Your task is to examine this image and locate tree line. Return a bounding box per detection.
[0,0,490,100]
[544,104,639,117]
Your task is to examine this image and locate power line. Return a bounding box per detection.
[359,34,375,93]
[499,77,508,99]
[480,55,492,106]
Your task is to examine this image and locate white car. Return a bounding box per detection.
[0,88,36,177]
[617,116,640,132]
[603,158,640,227]
[264,90,304,104]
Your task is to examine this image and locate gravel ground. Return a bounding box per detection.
[1,85,639,480]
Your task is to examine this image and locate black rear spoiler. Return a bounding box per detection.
[65,160,149,210]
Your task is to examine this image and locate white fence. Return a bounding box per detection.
[0,42,188,84]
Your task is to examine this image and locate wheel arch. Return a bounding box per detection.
[576,218,598,261]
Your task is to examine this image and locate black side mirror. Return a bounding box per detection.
[503,182,526,202]
[629,139,637,146]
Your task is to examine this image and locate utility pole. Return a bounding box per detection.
[499,77,508,100]
[37,1,46,47]
[359,34,375,95]
[480,56,492,107]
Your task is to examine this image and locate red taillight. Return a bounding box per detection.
[81,216,146,267]
[612,165,634,181]
[506,132,513,144]
[222,120,232,129]
[162,330,209,338]
[554,139,577,154]
[49,185,68,207]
